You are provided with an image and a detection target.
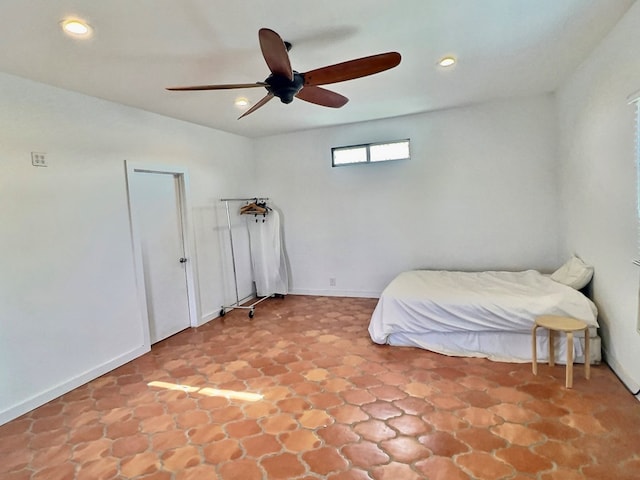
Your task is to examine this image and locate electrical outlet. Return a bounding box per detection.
[31,152,47,167]
[329,277,336,287]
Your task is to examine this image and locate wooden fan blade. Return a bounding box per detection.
[166,82,267,91]
[259,28,293,81]
[296,86,348,108]
[238,93,275,119]
[303,52,401,86]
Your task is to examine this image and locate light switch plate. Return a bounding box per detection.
[31,152,47,167]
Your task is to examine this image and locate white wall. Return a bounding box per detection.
[0,72,255,424]
[556,2,640,394]
[254,95,561,297]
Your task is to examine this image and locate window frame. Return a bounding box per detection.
[628,89,640,335]
[331,139,410,167]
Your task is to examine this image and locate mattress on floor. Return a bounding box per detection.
[368,269,600,363]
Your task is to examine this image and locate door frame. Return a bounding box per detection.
[124,160,199,348]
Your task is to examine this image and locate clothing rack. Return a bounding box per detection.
[219,197,273,318]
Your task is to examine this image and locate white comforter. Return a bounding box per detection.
[369,269,598,345]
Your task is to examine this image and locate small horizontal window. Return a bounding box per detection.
[333,146,368,165]
[332,139,410,167]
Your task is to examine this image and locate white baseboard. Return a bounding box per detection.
[0,345,149,426]
[198,310,219,326]
[602,346,640,401]
[290,288,380,299]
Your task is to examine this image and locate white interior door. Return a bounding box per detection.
[130,171,191,344]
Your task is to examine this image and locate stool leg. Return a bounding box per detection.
[566,331,574,388]
[532,325,539,375]
[548,329,555,367]
[584,327,590,380]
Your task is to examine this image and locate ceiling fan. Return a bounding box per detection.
[166,28,401,119]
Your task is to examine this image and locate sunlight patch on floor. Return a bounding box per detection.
[147,381,263,402]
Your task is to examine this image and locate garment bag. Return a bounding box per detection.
[247,209,288,297]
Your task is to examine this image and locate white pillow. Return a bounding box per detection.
[550,256,594,289]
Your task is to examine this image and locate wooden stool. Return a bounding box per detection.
[532,315,590,388]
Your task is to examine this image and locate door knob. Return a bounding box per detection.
[179,257,187,263]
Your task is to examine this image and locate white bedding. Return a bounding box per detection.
[368,270,599,363]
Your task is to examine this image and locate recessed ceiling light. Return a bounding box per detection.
[438,56,456,67]
[235,97,249,108]
[61,19,92,37]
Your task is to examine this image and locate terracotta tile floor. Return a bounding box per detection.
[1,295,640,479]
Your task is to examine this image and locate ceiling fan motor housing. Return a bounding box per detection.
[265,72,304,104]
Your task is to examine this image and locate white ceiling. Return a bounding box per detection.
[0,1,634,138]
